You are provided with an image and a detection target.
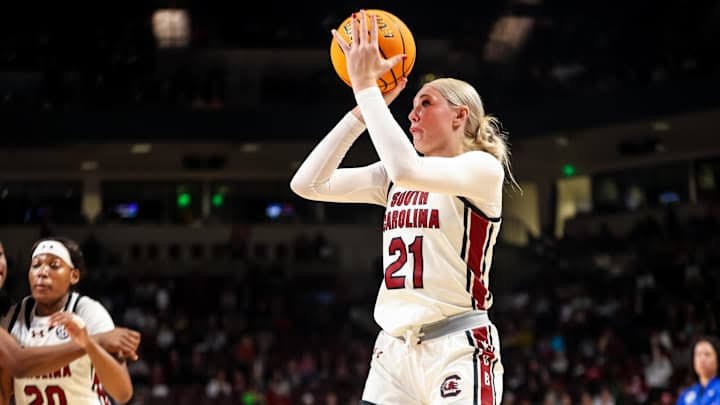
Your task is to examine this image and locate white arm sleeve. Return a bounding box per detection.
[290,111,390,206]
[355,87,504,215]
[75,297,115,335]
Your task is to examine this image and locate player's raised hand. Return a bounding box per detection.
[350,77,407,123]
[383,77,407,105]
[332,9,406,93]
[49,311,90,349]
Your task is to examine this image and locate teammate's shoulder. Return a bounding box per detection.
[73,294,109,315]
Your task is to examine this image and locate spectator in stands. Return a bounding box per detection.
[676,336,720,405]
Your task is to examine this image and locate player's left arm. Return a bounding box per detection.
[49,311,133,404]
[354,87,505,203]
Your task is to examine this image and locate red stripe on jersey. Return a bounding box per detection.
[472,326,496,405]
[467,212,489,308]
[93,372,110,405]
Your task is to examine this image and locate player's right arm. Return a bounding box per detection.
[50,312,133,404]
[290,79,407,205]
[290,113,388,205]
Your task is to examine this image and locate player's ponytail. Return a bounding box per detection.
[428,78,520,191]
[475,115,519,191]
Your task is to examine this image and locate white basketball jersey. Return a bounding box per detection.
[2,292,115,405]
[376,185,501,336]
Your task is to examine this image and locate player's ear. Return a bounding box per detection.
[70,268,80,285]
[452,106,469,129]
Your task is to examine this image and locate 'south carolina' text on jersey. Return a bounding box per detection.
[383,190,440,231]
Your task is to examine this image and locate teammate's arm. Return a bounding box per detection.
[94,327,141,361]
[0,366,11,405]
[0,327,84,378]
[50,312,133,404]
[0,326,140,378]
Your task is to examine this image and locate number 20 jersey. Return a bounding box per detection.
[375,185,501,337]
[3,292,115,405]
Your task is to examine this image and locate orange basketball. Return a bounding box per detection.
[330,9,416,94]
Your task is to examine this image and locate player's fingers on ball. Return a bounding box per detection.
[351,13,361,46]
[370,14,378,45]
[359,10,368,45]
[331,30,349,53]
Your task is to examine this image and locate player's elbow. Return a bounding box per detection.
[290,177,317,200]
[289,176,307,197]
[113,386,133,404]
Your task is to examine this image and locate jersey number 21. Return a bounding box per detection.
[385,236,424,289]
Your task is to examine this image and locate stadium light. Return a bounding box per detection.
[152,9,191,48]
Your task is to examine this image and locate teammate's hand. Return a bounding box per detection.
[94,327,142,361]
[49,311,90,349]
[332,9,406,93]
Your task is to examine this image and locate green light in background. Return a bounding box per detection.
[177,192,191,207]
[211,193,224,207]
[562,164,576,177]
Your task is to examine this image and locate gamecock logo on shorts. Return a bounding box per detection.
[440,374,462,398]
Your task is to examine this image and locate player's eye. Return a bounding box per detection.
[421,100,430,107]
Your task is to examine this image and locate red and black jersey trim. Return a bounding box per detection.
[458,197,501,310]
[457,197,501,223]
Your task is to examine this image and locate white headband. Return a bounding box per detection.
[32,240,75,268]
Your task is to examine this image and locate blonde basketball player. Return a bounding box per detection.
[292,10,517,405]
[1,237,133,404]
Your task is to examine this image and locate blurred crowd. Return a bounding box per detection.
[496,205,720,404]
[2,203,718,404]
